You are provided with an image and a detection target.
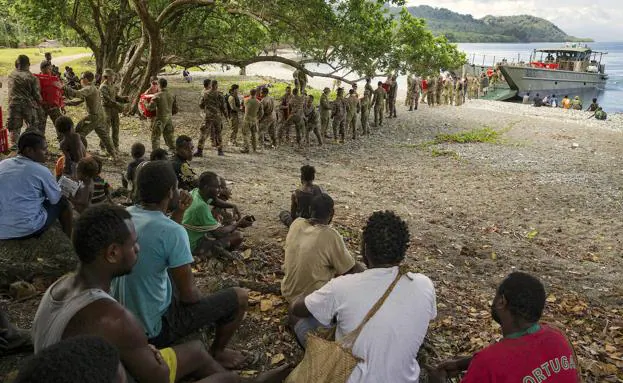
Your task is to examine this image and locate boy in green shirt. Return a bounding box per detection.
[182,171,254,257]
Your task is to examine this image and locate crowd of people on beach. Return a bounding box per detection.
[523,92,608,119]
[0,54,584,383]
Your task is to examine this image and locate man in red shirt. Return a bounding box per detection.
[434,272,580,383]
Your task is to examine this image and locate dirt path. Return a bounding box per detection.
[29,53,91,74]
[1,79,621,382]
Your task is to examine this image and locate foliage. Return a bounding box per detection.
[434,127,501,144]
[395,5,593,43]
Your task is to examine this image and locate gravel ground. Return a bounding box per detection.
[1,80,622,381]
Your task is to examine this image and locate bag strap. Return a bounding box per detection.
[341,265,409,348]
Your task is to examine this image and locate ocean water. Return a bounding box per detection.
[457,42,623,112]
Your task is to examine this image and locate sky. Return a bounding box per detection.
[405,0,623,42]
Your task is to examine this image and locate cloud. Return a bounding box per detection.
[405,0,623,41]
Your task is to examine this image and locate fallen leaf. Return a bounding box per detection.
[271,353,285,365]
[260,299,273,312]
[546,294,557,303]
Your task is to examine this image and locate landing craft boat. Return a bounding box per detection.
[465,43,608,101]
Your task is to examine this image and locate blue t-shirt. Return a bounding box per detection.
[0,155,62,239]
[110,206,193,338]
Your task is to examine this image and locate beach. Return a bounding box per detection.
[1,77,622,381]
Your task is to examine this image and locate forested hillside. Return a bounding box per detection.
[394,5,592,43]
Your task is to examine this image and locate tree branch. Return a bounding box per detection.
[156,0,215,25]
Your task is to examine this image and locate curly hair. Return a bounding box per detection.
[76,157,99,180]
[362,210,410,265]
[14,335,120,383]
[300,165,316,183]
[136,160,177,204]
[149,148,169,161]
[72,205,132,264]
[497,272,546,323]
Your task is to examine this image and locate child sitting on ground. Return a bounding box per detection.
[91,156,113,205]
[56,116,86,179]
[121,142,146,193]
[71,157,99,214]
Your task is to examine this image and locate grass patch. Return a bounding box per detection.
[0,47,91,75]
[61,56,96,76]
[434,127,501,144]
[431,147,460,159]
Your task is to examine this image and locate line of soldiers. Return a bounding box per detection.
[6,54,127,162]
[417,75,473,107]
[194,76,404,154]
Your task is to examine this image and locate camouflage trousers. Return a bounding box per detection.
[280,114,304,145]
[104,107,121,149]
[7,103,39,147]
[229,114,240,144]
[306,120,322,146]
[242,119,258,152]
[373,106,383,127]
[199,114,222,150]
[77,113,116,156]
[150,117,175,152]
[427,92,436,107]
[360,107,370,135]
[36,105,63,139]
[320,111,331,137]
[332,115,346,141]
[259,119,277,147]
[346,113,358,139]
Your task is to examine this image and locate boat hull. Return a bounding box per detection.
[499,65,607,98]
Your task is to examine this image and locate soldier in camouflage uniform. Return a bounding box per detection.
[241,88,263,153]
[227,85,242,145]
[427,76,436,107]
[36,60,64,139]
[195,79,211,156]
[360,89,371,135]
[371,81,386,127]
[145,78,175,152]
[319,87,332,139]
[387,75,398,118]
[364,78,374,98]
[405,74,413,107]
[259,87,277,148]
[436,76,444,105]
[7,55,41,149]
[346,89,360,140]
[64,71,117,159]
[293,67,307,93]
[197,80,227,156]
[278,86,293,144]
[331,88,347,143]
[100,68,128,151]
[408,76,420,111]
[285,88,306,148]
[304,94,322,146]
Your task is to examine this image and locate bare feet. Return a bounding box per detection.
[254,364,292,383]
[213,348,246,370]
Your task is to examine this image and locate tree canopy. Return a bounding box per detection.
[11,0,466,98]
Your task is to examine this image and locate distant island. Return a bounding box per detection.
[393,6,593,43]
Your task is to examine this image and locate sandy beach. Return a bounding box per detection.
[1,76,622,381]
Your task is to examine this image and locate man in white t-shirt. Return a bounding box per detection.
[291,210,437,383]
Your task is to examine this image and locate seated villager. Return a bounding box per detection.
[592,107,608,121]
[151,148,169,160]
[56,116,86,179]
[434,272,580,383]
[212,176,241,226]
[0,309,32,356]
[32,205,289,383]
[571,96,583,110]
[0,131,72,239]
[279,165,323,227]
[110,162,253,370]
[70,157,99,215]
[283,194,365,345]
[561,95,571,109]
[290,210,437,381]
[121,142,146,191]
[586,98,599,112]
[183,171,254,258]
[92,156,113,205]
[15,336,124,383]
[533,93,544,107]
[171,135,198,191]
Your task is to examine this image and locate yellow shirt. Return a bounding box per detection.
[562,98,571,109]
[281,218,355,303]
